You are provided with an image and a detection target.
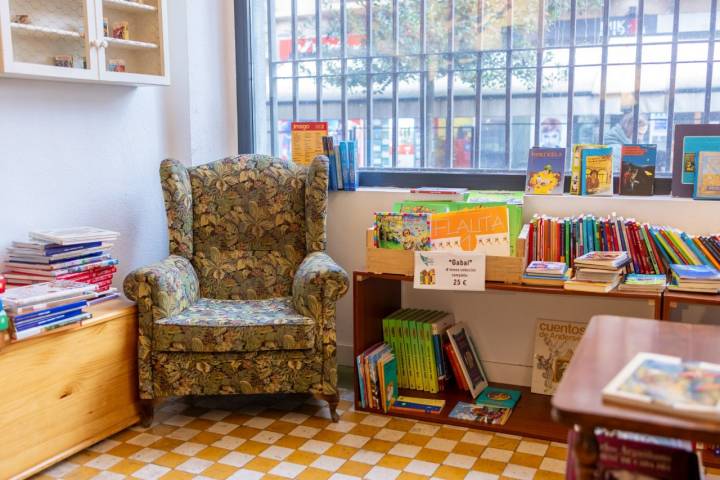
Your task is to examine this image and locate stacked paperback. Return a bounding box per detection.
[618,274,667,293]
[0,281,98,340]
[564,251,630,293]
[3,227,120,303]
[0,298,7,331]
[669,264,720,294]
[522,261,570,287]
[449,387,521,426]
[356,342,398,413]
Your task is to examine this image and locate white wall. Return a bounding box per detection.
[0,0,237,285]
[327,191,720,382]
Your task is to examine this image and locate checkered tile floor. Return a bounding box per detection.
[33,388,720,480]
[35,388,569,480]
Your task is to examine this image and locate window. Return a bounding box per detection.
[251,0,720,176]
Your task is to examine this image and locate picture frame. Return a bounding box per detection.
[447,323,488,398]
[672,124,720,197]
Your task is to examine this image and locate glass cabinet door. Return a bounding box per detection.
[95,0,168,85]
[0,0,99,80]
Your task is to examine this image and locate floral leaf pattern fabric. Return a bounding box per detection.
[123,255,199,399]
[124,154,347,401]
[306,156,328,253]
[161,159,194,259]
[292,252,349,394]
[154,297,315,353]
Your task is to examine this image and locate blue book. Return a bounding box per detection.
[580,147,613,196]
[391,399,442,413]
[670,264,720,280]
[13,300,88,323]
[339,142,351,191]
[48,251,103,265]
[356,354,366,408]
[324,136,337,191]
[14,309,84,331]
[347,141,358,191]
[432,335,444,379]
[681,232,712,266]
[475,387,521,409]
[43,242,103,256]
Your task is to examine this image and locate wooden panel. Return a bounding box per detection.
[365,228,524,283]
[0,300,140,480]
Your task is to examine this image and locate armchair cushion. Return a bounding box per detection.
[292,252,349,320]
[153,297,315,353]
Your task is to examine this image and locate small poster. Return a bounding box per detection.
[531,318,586,395]
[414,251,486,291]
[430,206,510,256]
[291,122,328,166]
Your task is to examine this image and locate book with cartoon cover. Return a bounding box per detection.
[525,147,565,195]
[448,401,511,425]
[602,352,720,421]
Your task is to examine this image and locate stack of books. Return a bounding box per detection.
[564,251,630,293]
[449,387,521,426]
[3,227,120,303]
[356,342,398,413]
[381,309,455,394]
[618,274,667,293]
[522,261,571,287]
[668,264,720,294]
[0,281,98,340]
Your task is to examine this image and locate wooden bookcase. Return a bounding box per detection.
[352,271,665,443]
[0,299,140,480]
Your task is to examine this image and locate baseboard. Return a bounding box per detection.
[337,343,354,367]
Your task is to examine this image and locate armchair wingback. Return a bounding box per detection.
[124,155,348,423]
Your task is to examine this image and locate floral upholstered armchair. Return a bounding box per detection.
[124,155,349,425]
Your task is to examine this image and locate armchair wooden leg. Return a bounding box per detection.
[315,393,340,422]
[139,399,155,428]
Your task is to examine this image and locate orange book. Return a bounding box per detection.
[430,206,510,256]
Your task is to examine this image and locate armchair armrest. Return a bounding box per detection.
[123,255,199,400]
[292,252,349,319]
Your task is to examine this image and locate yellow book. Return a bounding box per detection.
[570,144,602,195]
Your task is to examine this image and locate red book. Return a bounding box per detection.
[635,224,653,274]
[527,222,535,265]
[443,342,468,391]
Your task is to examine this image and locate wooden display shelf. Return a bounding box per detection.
[353,271,569,443]
[10,22,83,39]
[104,0,158,13]
[105,37,159,50]
[662,290,720,320]
[356,383,567,442]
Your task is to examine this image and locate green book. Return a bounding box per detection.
[400,311,417,390]
[421,311,445,394]
[393,309,413,389]
[382,308,403,382]
[408,310,432,391]
[379,353,398,413]
[415,310,439,391]
[393,201,453,214]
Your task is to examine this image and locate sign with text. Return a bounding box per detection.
[413,251,486,291]
[291,121,328,166]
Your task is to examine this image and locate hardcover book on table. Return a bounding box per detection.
[619,144,657,196]
[524,147,565,195]
[602,352,720,422]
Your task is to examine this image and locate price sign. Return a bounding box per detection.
[413,251,486,291]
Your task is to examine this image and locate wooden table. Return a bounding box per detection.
[552,315,720,480]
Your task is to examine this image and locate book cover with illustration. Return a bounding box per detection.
[374,213,403,249]
[430,206,510,256]
[695,151,720,200]
[619,144,657,196]
[525,147,566,195]
[449,402,511,425]
[401,213,431,251]
[570,144,603,195]
[475,387,521,409]
[531,319,587,395]
[682,136,720,185]
[581,147,613,195]
[602,352,720,422]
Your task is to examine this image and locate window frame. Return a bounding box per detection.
[236,0,720,189]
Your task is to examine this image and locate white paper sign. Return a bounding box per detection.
[413,251,486,291]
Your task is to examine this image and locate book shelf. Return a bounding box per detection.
[353,271,668,443]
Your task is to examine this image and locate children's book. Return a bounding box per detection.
[570,144,603,195]
[448,402,511,425]
[694,151,720,200]
[581,147,613,195]
[378,352,398,413]
[401,213,431,251]
[29,227,119,246]
[525,261,568,276]
[670,264,720,281]
[602,352,720,422]
[375,213,403,249]
[531,319,586,395]
[430,206,510,256]
[525,147,565,195]
[0,281,98,307]
[681,136,720,186]
[447,323,488,398]
[393,201,453,214]
[619,144,657,196]
[574,251,629,270]
[474,387,521,409]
